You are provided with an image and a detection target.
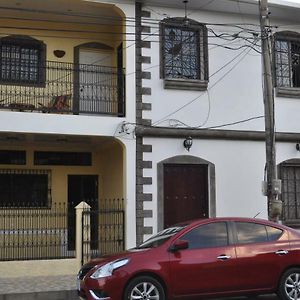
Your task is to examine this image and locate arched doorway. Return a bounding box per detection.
[157,155,216,230]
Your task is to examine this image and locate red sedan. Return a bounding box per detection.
[77,217,300,300]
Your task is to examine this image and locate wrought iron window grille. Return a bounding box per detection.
[160,18,208,83]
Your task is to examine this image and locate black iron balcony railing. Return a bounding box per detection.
[0,61,125,116]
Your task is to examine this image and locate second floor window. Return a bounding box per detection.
[160,18,208,90]
[0,35,46,86]
[274,32,300,89]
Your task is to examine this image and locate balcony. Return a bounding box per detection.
[0,60,125,116]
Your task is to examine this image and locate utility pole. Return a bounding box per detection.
[259,0,282,221]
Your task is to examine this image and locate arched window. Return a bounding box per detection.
[0,35,46,86]
[160,18,208,90]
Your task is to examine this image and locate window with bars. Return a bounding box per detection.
[279,163,300,226]
[0,169,51,208]
[0,35,46,86]
[274,31,300,97]
[160,18,208,90]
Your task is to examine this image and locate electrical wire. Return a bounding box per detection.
[0,4,264,30]
[152,39,259,126]
[202,115,264,129]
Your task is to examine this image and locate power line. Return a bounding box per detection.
[0,22,260,39]
[152,40,258,126]
[162,115,264,130]
[0,5,263,29]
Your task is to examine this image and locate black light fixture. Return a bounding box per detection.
[53,50,66,58]
[296,143,300,151]
[183,136,193,151]
[183,0,189,26]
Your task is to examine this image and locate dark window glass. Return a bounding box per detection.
[0,150,26,165]
[164,25,200,79]
[236,222,268,244]
[137,225,187,249]
[181,222,228,249]
[34,151,92,166]
[161,19,208,81]
[275,38,300,88]
[266,226,283,241]
[0,36,45,86]
[0,170,50,207]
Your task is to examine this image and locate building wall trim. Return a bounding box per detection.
[136,126,300,142]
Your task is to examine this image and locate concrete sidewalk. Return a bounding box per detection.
[0,275,78,300]
[0,275,279,300]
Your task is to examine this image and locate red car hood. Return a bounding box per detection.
[86,248,150,267]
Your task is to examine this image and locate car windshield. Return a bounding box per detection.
[137,225,187,249]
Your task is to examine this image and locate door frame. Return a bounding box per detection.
[157,155,216,231]
[73,42,113,114]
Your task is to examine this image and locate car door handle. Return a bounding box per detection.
[217,255,231,260]
[275,250,289,255]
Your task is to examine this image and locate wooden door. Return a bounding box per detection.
[164,164,208,228]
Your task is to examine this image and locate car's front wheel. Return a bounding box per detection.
[278,267,300,300]
[124,275,165,300]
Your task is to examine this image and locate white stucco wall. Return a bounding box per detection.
[140,5,300,135]
[136,3,300,240]
[142,137,269,238]
[141,7,265,132]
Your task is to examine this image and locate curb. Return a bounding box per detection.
[0,290,78,300]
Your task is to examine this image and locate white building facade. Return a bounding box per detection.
[132,0,300,245]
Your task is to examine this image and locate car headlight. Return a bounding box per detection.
[90,258,130,279]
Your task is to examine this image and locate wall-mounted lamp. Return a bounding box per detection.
[296,143,300,151]
[183,0,189,26]
[53,50,66,58]
[183,136,193,151]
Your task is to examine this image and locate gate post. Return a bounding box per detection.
[75,201,91,271]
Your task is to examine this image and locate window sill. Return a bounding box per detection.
[275,87,300,98]
[164,78,208,91]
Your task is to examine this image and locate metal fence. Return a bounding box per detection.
[0,202,73,261]
[0,199,125,262]
[0,60,125,116]
[82,198,125,265]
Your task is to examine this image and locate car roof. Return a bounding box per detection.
[181,217,288,229]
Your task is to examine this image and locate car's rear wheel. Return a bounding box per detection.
[278,267,300,300]
[124,275,165,300]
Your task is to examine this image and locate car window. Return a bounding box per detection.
[236,222,268,244]
[266,225,283,241]
[181,222,228,249]
[137,225,187,249]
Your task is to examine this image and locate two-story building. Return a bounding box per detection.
[132,0,300,244]
[0,0,300,275]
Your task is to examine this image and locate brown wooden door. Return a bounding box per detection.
[164,164,208,228]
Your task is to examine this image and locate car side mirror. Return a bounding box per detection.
[169,239,189,252]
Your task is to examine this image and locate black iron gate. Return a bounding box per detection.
[81,198,125,265]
